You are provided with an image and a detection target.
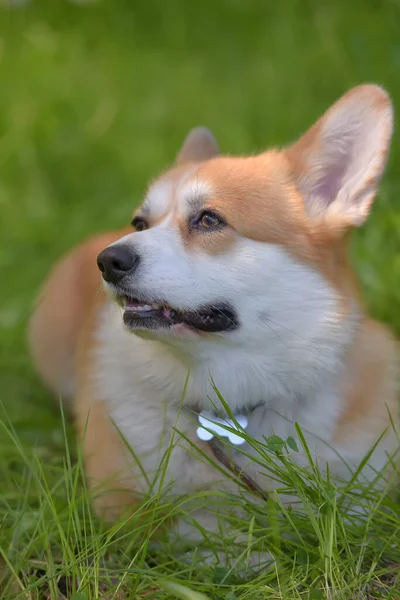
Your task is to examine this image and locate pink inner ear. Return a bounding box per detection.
[314,158,347,207]
[314,128,357,207]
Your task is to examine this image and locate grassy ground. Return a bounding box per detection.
[1,0,400,597]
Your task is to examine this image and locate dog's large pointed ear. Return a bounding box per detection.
[176,126,219,164]
[285,85,393,229]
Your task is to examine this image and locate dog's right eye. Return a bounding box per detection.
[191,210,226,232]
[131,216,148,232]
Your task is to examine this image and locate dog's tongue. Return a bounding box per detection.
[163,307,173,319]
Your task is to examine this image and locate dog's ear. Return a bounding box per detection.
[176,127,219,164]
[286,84,393,229]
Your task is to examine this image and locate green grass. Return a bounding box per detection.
[0,0,400,597]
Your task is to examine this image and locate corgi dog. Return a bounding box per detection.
[29,85,398,548]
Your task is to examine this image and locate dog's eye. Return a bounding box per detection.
[196,211,225,230]
[131,216,148,232]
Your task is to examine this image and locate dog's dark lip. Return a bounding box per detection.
[116,293,238,333]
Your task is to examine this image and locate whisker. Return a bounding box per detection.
[265,317,305,340]
[262,320,289,348]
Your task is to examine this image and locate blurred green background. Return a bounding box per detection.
[0,0,399,438]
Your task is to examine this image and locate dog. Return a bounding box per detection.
[29,84,399,552]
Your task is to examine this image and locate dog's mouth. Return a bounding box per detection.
[119,296,238,333]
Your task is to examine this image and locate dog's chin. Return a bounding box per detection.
[114,294,239,336]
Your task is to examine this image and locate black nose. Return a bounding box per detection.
[97,245,140,284]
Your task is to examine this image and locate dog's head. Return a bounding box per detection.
[98,85,393,362]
